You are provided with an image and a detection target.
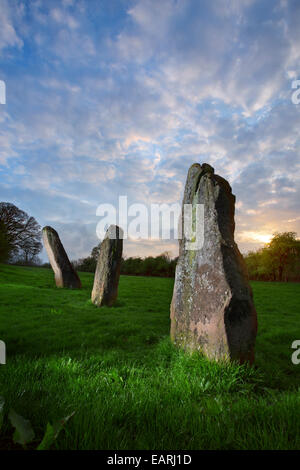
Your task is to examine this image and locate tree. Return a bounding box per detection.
[267,232,300,281]
[0,220,12,262]
[244,232,300,282]
[72,256,97,273]
[0,202,42,263]
[91,244,100,261]
[72,243,101,272]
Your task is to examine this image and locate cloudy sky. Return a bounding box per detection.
[0,0,300,261]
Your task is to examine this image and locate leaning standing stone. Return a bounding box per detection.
[91,225,123,307]
[170,163,257,364]
[42,226,81,289]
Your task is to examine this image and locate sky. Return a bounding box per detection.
[0,0,300,261]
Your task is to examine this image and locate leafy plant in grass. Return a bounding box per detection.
[0,396,74,450]
[37,412,75,450]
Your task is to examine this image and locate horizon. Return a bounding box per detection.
[1,0,300,262]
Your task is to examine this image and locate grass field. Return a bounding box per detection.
[0,263,299,450]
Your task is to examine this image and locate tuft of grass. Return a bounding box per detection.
[0,264,299,449]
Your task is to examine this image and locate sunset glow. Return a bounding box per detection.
[239,231,273,246]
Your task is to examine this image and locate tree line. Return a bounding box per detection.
[72,249,177,278]
[50,232,300,281]
[1,201,299,281]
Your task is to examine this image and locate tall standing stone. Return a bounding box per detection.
[170,163,257,363]
[91,225,123,307]
[42,226,81,289]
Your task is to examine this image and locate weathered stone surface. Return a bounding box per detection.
[91,225,123,307]
[42,226,81,289]
[170,163,257,363]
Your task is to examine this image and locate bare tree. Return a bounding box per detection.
[0,202,42,263]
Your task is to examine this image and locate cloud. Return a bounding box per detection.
[50,8,79,29]
[114,0,295,114]
[0,0,23,54]
[1,0,300,259]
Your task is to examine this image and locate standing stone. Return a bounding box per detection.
[170,163,257,364]
[91,225,123,307]
[42,226,81,289]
